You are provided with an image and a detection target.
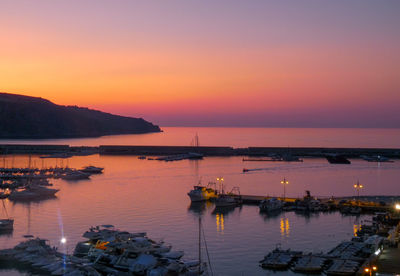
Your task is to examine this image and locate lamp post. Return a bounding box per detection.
[60,237,67,256]
[216,177,224,194]
[281,177,289,200]
[354,181,363,206]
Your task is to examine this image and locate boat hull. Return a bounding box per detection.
[0,219,14,231]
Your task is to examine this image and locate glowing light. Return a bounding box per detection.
[60,237,67,244]
[280,218,290,238]
[395,204,400,210]
[374,248,381,255]
[365,268,370,272]
[280,178,289,185]
[372,266,377,271]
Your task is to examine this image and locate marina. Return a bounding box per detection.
[0,152,399,275]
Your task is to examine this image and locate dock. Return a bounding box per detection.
[230,194,397,212]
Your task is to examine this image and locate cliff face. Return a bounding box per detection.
[0,93,161,138]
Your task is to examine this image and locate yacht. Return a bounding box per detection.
[61,170,91,180]
[79,166,104,174]
[0,219,14,231]
[259,198,283,212]
[187,182,218,202]
[8,185,59,201]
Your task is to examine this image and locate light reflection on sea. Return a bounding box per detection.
[1,155,399,275]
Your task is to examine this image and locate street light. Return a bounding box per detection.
[216,177,224,193]
[364,265,377,276]
[353,181,363,205]
[280,177,289,200]
[395,204,400,210]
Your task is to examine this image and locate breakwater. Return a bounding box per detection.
[1,144,400,158]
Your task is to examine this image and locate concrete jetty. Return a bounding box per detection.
[1,144,399,158]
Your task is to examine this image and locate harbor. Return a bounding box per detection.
[1,153,400,275]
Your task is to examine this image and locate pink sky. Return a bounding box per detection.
[0,0,399,127]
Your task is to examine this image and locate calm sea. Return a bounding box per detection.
[0,128,399,275]
[0,127,400,148]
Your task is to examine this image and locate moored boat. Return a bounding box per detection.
[79,166,104,174]
[260,248,302,270]
[259,198,283,212]
[8,185,59,201]
[292,255,326,273]
[187,181,218,202]
[0,199,13,231]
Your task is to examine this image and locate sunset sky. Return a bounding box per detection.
[1,0,399,127]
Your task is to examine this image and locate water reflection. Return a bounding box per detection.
[0,229,13,237]
[280,217,290,238]
[259,209,282,220]
[188,201,212,215]
[215,213,224,233]
[0,154,397,276]
[212,205,241,216]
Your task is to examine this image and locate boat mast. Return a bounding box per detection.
[2,199,9,219]
[198,216,202,275]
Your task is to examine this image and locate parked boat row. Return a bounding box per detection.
[259,211,396,275]
[0,225,207,275]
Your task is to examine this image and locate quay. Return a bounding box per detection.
[232,194,398,212]
[1,144,400,158]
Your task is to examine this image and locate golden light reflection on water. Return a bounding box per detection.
[353,224,361,237]
[216,213,224,233]
[280,217,290,238]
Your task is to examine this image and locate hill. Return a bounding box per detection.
[0,93,161,138]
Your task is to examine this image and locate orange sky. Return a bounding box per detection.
[1,1,399,127]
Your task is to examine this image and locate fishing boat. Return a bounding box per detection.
[259,198,283,212]
[188,181,218,202]
[215,187,242,208]
[0,199,13,231]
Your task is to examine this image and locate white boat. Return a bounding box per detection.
[61,170,91,180]
[259,198,283,212]
[79,166,104,174]
[0,219,13,231]
[8,185,59,201]
[187,182,218,202]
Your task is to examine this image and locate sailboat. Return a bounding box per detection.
[192,216,213,276]
[0,199,13,231]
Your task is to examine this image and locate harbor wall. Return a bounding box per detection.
[0,144,399,158]
[98,145,235,156]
